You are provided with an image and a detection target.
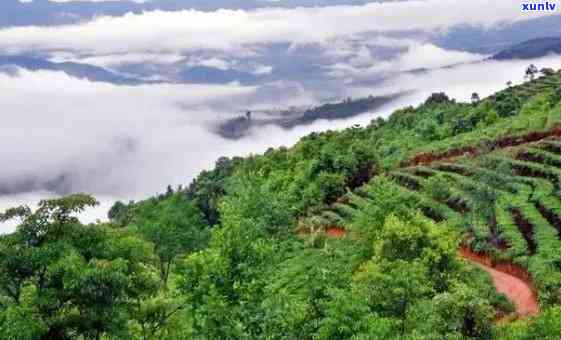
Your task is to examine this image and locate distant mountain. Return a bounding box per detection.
[0,55,146,84]
[491,37,561,60]
[436,15,561,54]
[216,92,405,139]
[0,55,270,86]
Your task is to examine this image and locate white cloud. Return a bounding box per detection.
[328,43,487,79]
[386,44,485,71]
[0,68,322,203]
[0,69,255,197]
[52,53,185,67]
[186,57,232,70]
[350,54,561,103]
[0,1,554,56]
[252,64,273,75]
[2,54,561,233]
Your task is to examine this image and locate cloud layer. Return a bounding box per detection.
[0,1,554,56]
[2,1,561,234]
[2,53,561,234]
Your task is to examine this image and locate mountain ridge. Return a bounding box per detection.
[492,37,561,60]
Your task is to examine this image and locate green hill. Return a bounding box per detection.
[492,37,561,60]
[2,68,561,339]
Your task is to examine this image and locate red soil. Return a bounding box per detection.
[459,247,539,318]
[297,226,347,239]
[305,230,540,318]
[407,146,478,167]
[404,126,561,167]
[324,226,346,238]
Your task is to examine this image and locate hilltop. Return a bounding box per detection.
[0,55,147,85]
[492,37,561,60]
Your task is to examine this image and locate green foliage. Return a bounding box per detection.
[187,156,244,225]
[314,288,395,340]
[107,200,133,226]
[354,258,433,320]
[497,306,561,339]
[0,287,46,340]
[348,176,420,239]
[406,282,495,339]
[132,192,209,285]
[221,172,294,235]
[4,69,561,339]
[0,195,162,339]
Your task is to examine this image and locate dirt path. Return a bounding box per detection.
[459,249,539,318]
[473,262,539,317]
[309,229,540,318]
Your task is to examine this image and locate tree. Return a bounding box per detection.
[0,194,161,339]
[405,283,494,339]
[348,177,421,248]
[498,306,561,339]
[352,214,459,333]
[133,192,209,286]
[186,156,242,226]
[525,64,539,81]
[353,259,432,330]
[540,67,555,77]
[424,92,451,106]
[176,206,280,339]
[107,200,133,226]
[494,90,521,117]
[471,92,480,104]
[314,288,395,340]
[506,80,513,88]
[220,172,294,235]
[0,291,47,340]
[131,295,186,340]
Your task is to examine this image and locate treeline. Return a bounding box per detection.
[218,93,402,139]
[286,93,402,127]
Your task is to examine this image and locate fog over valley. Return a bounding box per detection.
[1,0,561,233]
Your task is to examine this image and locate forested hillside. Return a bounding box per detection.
[2,68,561,339]
[492,37,561,60]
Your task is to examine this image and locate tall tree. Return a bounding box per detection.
[525,64,539,81]
[0,194,161,339]
[471,92,480,104]
[133,192,209,286]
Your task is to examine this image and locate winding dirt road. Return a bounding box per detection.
[315,228,539,318]
[459,248,539,318]
[472,262,539,317]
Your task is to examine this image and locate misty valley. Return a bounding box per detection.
[1,1,561,339]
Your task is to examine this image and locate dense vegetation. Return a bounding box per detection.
[2,68,561,339]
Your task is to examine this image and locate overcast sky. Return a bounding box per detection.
[2,1,555,55]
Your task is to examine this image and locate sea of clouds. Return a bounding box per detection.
[1,0,560,233]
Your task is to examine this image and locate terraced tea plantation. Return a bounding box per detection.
[321,137,561,307]
[302,71,561,313]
